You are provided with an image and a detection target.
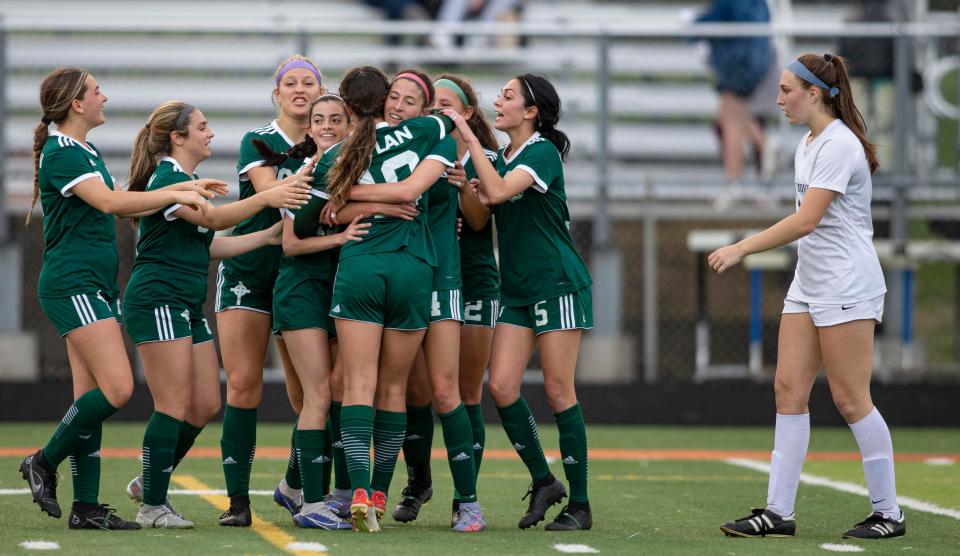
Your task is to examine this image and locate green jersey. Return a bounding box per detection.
[37,132,118,299]
[458,149,500,300]
[221,120,303,290]
[427,172,461,290]
[329,115,456,266]
[282,153,339,281]
[492,132,591,306]
[125,158,215,308]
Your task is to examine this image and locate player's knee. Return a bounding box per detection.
[487,376,519,406]
[773,375,807,412]
[226,372,263,407]
[432,388,460,414]
[543,376,575,411]
[102,379,134,408]
[831,392,870,424]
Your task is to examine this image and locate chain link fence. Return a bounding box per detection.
[2,3,959,383]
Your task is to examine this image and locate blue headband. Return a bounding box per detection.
[787,60,839,98]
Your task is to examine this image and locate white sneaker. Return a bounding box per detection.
[127,475,182,518]
[136,504,194,529]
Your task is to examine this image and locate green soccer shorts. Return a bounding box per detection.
[462,298,499,328]
[330,250,433,330]
[39,289,121,337]
[215,262,273,314]
[123,303,213,345]
[497,287,593,336]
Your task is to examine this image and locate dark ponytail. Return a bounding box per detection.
[516,73,570,161]
[251,136,317,168]
[326,66,390,205]
[796,53,879,174]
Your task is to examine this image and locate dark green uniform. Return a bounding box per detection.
[36,131,122,336]
[216,121,303,313]
[458,149,500,328]
[491,133,593,335]
[427,163,463,323]
[273,152,339,336]
[326,115,455,330]
[123,158,214,345]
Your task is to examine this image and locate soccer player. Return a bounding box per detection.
[364,70,482,533]
[215,55,322,526]
[121,101,311,528]
[20,68,213,530]
[263,94,365,529]
[712,54,904,540]
[444,73,594,531]
[395,73,500,528]
[308,65,469,533]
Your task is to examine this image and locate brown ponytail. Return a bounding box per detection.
[326,66,390,205]
[128,101,195,193]
[28,67,89,225]
[436,73,498,152]
[797,53,879,174]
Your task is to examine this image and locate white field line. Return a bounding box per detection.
[726,458,960,520]
[19,541,60,550]
[819,543,864,552]
[553,544,599,554]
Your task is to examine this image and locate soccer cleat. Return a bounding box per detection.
[720,508,796,538]
[293,501,352,530]
[545,504,593,531]
[136,503,193,529]
[350,488,379,532]
[324,493,352,520]
[841,512,906,539]
[69,503,141,530]
[392,483,433,523]
[371,490,387,524]
[126,475,182,518]
[450,499,460,528]
[518,478,567,529]
[452,503,486,532]
[20,450,61,518]
[218,498,252,527]
[273,484,303,516]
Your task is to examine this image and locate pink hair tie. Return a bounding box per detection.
[394,72,430,105]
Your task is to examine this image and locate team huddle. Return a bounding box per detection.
[20,50,908,542]
[19,56,593,534]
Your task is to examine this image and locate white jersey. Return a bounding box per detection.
[786,119,886,304]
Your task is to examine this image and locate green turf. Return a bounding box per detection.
[2,423,958,555]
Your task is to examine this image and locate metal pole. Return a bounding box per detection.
[642,188,658,383]
[593,32,611,251]
[0,19,7,243]
[884,26,911,361]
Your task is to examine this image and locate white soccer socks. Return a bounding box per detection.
[765,413,810,518]
[849,407,901,520]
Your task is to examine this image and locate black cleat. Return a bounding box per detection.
[218,498,252,527]
[842,512,906,539]
[518,478,567,529]
[20,450,61,518]
[721,508,796,538]
[545,504,593,531]
[68,503,140,530]
[392,483,433,523]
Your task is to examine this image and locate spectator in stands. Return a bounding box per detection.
[430,0,522,49]
[694,0,774,191]
[364,0,432,45]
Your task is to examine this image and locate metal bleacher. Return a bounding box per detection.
[1,0,848,210]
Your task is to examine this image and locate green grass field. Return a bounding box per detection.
[2,424,958,555]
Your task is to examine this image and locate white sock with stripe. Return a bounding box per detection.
[765,413,809,518]
[849,407,901,521]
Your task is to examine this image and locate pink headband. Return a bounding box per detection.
[394,72,431,105]
[276,60,322,87]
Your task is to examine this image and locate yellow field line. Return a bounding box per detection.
[172,475,326,556]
